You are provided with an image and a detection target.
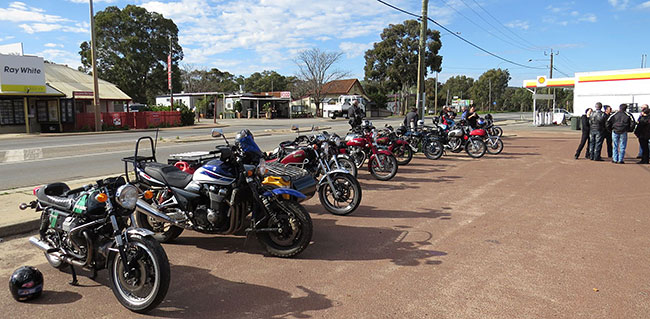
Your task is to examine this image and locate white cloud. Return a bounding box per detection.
[44,43,63,48]
[0,1,69,23]
[32,49,81,69]
[19,22,87,34]
[68,0,118,3]
[0,36,16,42]
[578,13,597,23]
[542,4,597,27]
[639,1,650,8]
[339,41,374,58]
[608,0,629,9]
[505,20,529,30]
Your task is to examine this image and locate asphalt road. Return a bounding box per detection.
[1,128,649,318]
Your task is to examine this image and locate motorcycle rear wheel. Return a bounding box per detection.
[393,144,413,165]
[465,137,487,158]
[257,200,313,258]
[134,211,184,243]
[318,173,362,216]
[424,140,444,160]
[369,154,398,181]
[108,235,170,313]
[492,126,503,137]
[486,138,504,155]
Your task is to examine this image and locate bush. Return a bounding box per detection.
[234,100,242,113]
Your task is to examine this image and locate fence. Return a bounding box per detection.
[75,111,181,130]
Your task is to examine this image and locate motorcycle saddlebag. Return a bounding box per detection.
[265,161,316,201]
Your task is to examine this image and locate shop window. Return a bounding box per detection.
[37,101,48,122]
[13,100,25,124]
[0,99,25,125]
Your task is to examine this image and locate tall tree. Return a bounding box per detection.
[294,48,348,116]
[502,87,532,112]
[443,75,474,102]
[470,68,511,110]
[364,19,442,115]
[244,70,293,92]
[79,5,183,104]
[180,66,241,93]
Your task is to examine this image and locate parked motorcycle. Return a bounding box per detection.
[484,114,503,137]
[19,176,170,313]
[267,131,362,216]
[475,118,504,155]
[125,129,313,258]
[433,118,487,158]
[342,121,399,181]
[391,123,444,161]
[377,125,414,165]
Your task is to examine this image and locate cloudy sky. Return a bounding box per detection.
[1,0,649,86]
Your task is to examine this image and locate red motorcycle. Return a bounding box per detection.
[341,123,398,181]
[377,125,412,165]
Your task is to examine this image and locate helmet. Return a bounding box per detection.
[485,113,493,120]
[417,120,424,127]
[478,118,486,126]
[9,266,43,302]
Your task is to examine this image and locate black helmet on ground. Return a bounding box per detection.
[9,266,43,302]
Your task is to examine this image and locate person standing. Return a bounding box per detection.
[635,108,650,164]
[606,104,636,164]
[461,106,468,120]
[466,106,478,128]
[603,105,613,158]
[637,104,649,158]
[574,108,593,159]
[347,100,363,129]
[588,102,607,161]
[404,107,419,131]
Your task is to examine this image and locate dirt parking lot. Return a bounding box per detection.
[1,127,650,318]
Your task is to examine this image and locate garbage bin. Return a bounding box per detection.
[570,116,579,130]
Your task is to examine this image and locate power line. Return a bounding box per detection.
[552,66,571,77]
[469,0,543,50]
[375,0,546,70]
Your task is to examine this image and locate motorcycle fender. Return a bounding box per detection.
[263,188,307,199]
[126,227,155,238]
[101,227,156,268]
[317,169,350,189]
[336,154,352,161]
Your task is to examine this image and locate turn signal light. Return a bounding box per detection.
[33,186,41,196]
[143,190,154,200]
[247,170,254,177]
[95,193,108,203]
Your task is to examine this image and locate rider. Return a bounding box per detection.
[404,107,419,131]
[466,106,478,128]
[348,100,364,129]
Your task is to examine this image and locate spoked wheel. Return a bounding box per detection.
[486,137,504,155]
[369,154,398,181]
[424,140,444,160]
[492,126,503,137]
[393,143,413,165]
[134,210,184,243]
[330,157,358,178]
[257,200,313,258]
[318,173,362,216]
[109,235,170,313]
[465,137,487,158]
[449,138,463,153]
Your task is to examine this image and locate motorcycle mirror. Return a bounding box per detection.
[311,124,315,132]
[290,124,299,131]
[211,128,224,138]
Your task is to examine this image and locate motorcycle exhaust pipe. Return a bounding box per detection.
[29,236,52,252]
[135,199,181,226]
[30,236,90,268]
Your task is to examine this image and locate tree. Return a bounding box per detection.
[244,70,293,92]
[443,75,474,103]
[294,48,348,116]
[502,87,532,112]
[470,69,511,110]
[362,80,388,109]
[79,5,183,104]
[180,66,241,93]
[364,19,442,115]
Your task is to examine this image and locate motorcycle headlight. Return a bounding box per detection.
[334,136,341,145]
[256,158,268,176]
[115,184,138,210]
[322,142,329,152]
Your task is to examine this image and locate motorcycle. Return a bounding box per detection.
[125,129,313,258]
[475,118,504,155]
[433,118,487,158]
[19,176,170,313]
[267,131,362,216]
[484,114,503,137]
[391,123,444,161]
[342,121,399,181]
[377,125,414,165]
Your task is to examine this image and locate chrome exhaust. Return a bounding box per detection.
[29,236,51,251]
[135,199,182,227]
[29,236,85,267]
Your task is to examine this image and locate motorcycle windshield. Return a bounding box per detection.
[237,131,264,159]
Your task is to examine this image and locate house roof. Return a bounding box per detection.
[321,79,362,95]
[44,63,131,101]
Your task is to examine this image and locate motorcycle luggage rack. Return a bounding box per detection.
[265,161,310,181]
[121,136,157,183]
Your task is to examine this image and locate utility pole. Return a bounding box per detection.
[445,87,450,108]
[545,49,558,79]
[488,79,492,113]
[168,35,174,109]
[434,72,438,114]
[415,0,429,119]
[89,0,101,132]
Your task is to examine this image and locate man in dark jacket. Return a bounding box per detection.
[606,104,636,164]
[603,105,613,158]
[404,107,419,130]
[636,108,650,164]
[347,100,363,128]
[574,108,593,159]
[588,102,607,161]
[637,104,649,158]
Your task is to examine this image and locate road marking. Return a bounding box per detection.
[1,148,43,163]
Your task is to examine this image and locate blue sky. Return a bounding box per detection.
[0,0,649,87]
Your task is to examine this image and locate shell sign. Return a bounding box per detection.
[536,76,547,87]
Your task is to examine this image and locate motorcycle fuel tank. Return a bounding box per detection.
[193,159,236,185]
[448,128,464,137]
[346,138,366,147]
[376,136,390,145]
[280,149,308,165]
[470,129,486,136]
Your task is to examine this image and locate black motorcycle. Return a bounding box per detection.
[20,176,170,313]
[125,129,313,258]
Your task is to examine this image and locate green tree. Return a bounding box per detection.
[470,69,511,110]
[244,70,293,92]
[502,87,532,112]
[180,66,241,93]
[424,77,444,112]
[362,80,388,109]
[79,5,183,104]
[442,75,474,103]
[364,19,442,115]
[555,88,574,111]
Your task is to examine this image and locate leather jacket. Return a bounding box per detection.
[607,111,635,134]
[589,110,606,132]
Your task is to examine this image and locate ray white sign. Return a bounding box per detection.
[0,54,45,93]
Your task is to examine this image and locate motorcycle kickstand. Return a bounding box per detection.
[88,268,98,280]
[68,264,79,286]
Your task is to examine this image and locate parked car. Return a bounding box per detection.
[124,103,147,112]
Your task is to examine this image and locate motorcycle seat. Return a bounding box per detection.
[142,162,193,188]
[36,182,75,210]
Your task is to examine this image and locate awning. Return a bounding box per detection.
[0,83,64,97]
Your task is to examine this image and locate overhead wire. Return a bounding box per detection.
[469,0,544,50]
[375,0,546,70]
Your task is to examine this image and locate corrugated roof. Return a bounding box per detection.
[44,63,131,100]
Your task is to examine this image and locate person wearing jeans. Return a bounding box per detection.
[588,103,607,161]
[606,104,636,164]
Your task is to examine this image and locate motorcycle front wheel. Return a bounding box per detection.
[465,137,487,158]
[134,211,184,243]
[369,154,398,181]
[108,235,170,313]
[257,200,313,258]
[486,137,504,155]
[424,140,444,160]
[318,173,362,216]
[330,157,358,178]
[393,143,413,165]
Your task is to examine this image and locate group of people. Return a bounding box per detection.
[575,102,650,164]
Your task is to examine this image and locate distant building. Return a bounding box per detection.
[291,79,369,115]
